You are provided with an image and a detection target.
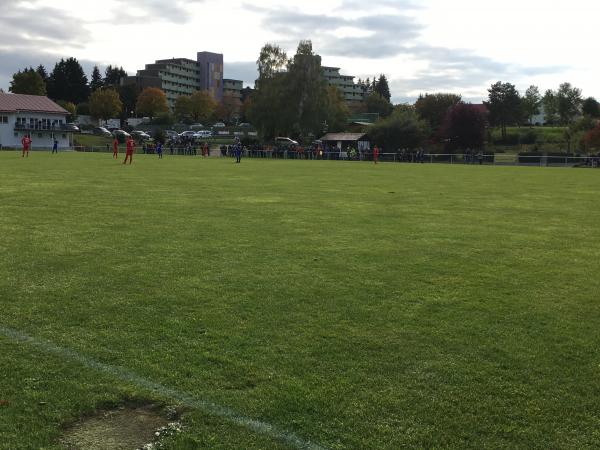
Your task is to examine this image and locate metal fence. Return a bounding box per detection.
[4,145,598,168]
[235,150,600,168]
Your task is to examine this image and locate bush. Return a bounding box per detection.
[520,130,537,145]
[76,102,90,115]
[241,136,260,146]
[153,129,166,144]
[494,133,520,145]
[152,112,175,126]
[370,108,429,151]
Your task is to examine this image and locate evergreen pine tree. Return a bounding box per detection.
[90,65,104,92]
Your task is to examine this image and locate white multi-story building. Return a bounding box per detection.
[0,93,71,149]
[322,66,365,107]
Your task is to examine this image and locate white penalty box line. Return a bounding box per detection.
[0,325,326,450]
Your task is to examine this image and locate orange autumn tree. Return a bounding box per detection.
[136,87,168,119]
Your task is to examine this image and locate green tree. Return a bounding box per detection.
[152,112,175,126]
[542,89,558,125]
[286,40,330,137]
[521,85,542,125]
[89,88,123,121]
[582,97,600,118]
[442,103,487,151]
[486,81,521,139]
[365,91,393,117]
[414,93,462,134]
[90,66,104,92]
[374,74,391,102]
[189,90,218,123]
[9,69,47,95]
[76,102,90,116]
[174,95,193,123]
[116,84,138,118]
[57,100,77,122]
[257,44,288,80]
[249,44,290,139]
[324,85,350,133]
[135,87,169,119]
[248,72,291,139]
[556,82,582,124]
[36,65,48,83]
[369,107,429,150]
[104,65,127,87]
[251,41,349,140]
[47,58,90,104]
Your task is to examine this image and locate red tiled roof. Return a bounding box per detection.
[470,104,490,114]
[0,93,68,115]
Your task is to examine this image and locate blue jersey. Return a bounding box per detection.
[156,144,162,153]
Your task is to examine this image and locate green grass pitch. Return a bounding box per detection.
[1,152,599,449]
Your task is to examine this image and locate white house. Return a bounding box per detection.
[0,93,71,149]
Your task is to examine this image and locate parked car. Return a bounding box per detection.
[63,123,80,132]
[212,122,226,128]
[92,127,112,137]
[275,137,299,147]
[190,123,205,130]
[179,131,196,139]
[165,130,179,139]
[112,129,131,138]
[131,130,151,140]
[194,130,213,139]
[238,122,251,127]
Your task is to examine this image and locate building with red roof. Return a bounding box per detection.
[0,93,71,149]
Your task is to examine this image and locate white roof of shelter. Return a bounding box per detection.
[320,133,368,142]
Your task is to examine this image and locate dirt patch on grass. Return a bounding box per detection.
[61,404,170,450]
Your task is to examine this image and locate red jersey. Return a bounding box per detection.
[374,147,380,158]
[126,139,135,153]
[113,140,119,152]
[21,136,31,149]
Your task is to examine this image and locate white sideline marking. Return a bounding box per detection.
[0,325,326,450]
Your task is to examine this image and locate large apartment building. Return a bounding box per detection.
[223,79,243,119]
[322,66,365,107]
[122,58,201,108]
[197,52,224,103]
[122,51,234,109]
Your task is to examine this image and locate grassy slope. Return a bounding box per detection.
[488,126,570,153]
[490,126,567,142]
[1,152,599,449]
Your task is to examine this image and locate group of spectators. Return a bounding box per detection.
[162,142,211,156]
[585,153,600,168]
[102,137,600,168]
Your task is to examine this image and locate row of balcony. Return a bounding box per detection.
[14,123,73,132]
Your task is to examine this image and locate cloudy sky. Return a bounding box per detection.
[1,0,598,103]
